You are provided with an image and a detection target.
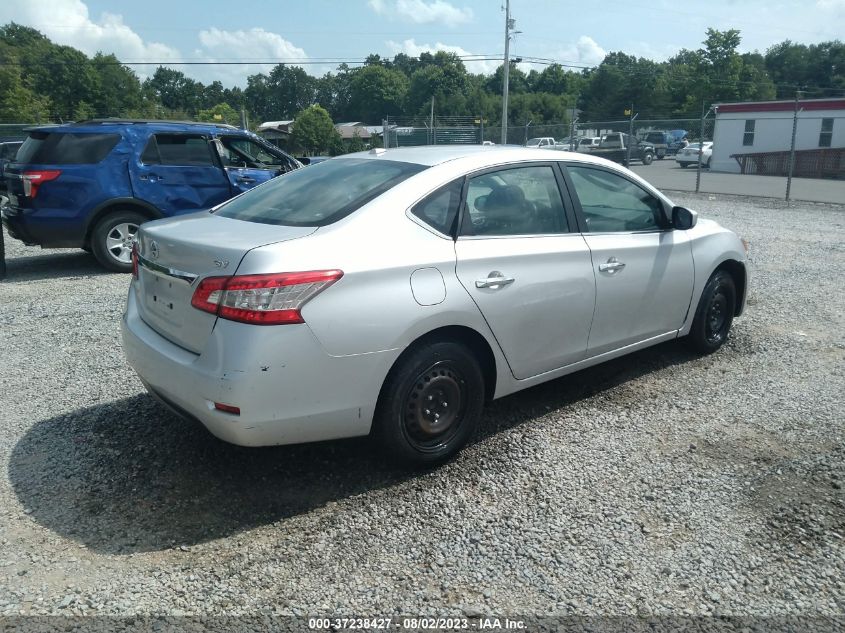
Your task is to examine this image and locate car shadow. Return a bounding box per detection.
[0,249,112,283]
[8,340,700,555]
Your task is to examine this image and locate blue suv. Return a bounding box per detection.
[2,119,300,271]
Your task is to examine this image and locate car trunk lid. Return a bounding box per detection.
[134,212,317,353]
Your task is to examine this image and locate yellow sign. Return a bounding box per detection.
[624,109,632,116]
[213,114,223,120]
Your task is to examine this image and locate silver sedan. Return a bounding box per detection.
[122,146,748,465]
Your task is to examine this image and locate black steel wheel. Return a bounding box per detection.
[374,341,485,466]
[687,270,736,354]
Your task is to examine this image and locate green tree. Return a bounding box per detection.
[291,104,340,155]
[90,53,143,117]
[347,64,408,122]
[197,102,240,125]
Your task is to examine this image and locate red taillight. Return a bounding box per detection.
[191,270,343,325]
[131,242,139,280]
[213,402,240,415]
[22,170,61,198]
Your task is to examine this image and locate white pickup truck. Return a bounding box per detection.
[525,137,556,148]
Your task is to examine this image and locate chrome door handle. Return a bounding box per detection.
[475,272,515,289]
[598,258,626,273]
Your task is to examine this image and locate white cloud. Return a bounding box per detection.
[817,0,845,8]
[557,36,607,68]
[369,0,473,27]
[193,27,311,85]
[0,0,318,86]
[0,0,180,78]
[387,38,497,74]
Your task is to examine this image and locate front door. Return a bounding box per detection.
[563,164,695,355]
[217,136,295,195]
[454,164,595,380]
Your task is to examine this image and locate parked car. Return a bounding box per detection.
[0,140,23,193]
[2,120,301,271]
[123,145,748,466]
[576,137,601,153]
[675,142,713,168]
[525,137,556,148]
[591,132,655,165]
[643,130,689,159]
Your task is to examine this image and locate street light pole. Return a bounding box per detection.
[500,0,512,145]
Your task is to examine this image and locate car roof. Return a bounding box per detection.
[342,145,624,169]
[24,119,243,135]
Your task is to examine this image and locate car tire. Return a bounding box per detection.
[679,162,689,168]
[686,270,736,354]
[642,152,654,165]
[91,210,145,273]
[373,341,485,466]
[705,158,711,169]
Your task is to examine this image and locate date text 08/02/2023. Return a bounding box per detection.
[308,617,527,630]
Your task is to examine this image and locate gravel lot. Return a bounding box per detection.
[0,193,843,625]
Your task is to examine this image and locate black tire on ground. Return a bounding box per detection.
[686,270,736,354]
[641,152,654,165]
[90,210,146,273]
[0,224,6,279]
[705,158,711,168]
[679,162,690,168]
[657,150,666,160]
[373,341,485,466]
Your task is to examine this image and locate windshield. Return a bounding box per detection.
[525,138,542,147]
[214,158,427,227]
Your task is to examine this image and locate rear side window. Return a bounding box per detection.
[411,179,463,236]
[17,132,119,164]
[215,158,427,227]
[141,134,214,166]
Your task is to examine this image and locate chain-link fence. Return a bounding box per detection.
[383,115,483,147]
[0,124,41,142]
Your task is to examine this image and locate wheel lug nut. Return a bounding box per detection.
[442,402,448,407]
[427,395,434,401]
[434,413,440,420]
[424,409,430,415]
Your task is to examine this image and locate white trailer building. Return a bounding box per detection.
[711,98,845,173]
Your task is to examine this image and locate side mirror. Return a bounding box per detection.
[672,206,698,230]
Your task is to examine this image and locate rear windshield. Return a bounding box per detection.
[214,158,427,227]
[645,133,665,143]
[17,132,120,164]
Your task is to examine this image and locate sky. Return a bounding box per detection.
[1,0,843,87]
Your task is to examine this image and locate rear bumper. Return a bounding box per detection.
[1,203,86,247]
[121,290,398,447]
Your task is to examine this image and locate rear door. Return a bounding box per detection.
[131,133,233,215]
[454,163,595,380]
[562,163,694,355]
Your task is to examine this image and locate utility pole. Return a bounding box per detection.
[625,104,636,167]
[786,90,802,201]
[500,0,517,145]
[695,102,711,194]
[430,96,436,145]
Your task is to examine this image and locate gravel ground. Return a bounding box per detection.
[0,193,843,625]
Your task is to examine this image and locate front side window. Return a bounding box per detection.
[141,134,214,166]
[215,158,426,227]
[743,120,755,146]
[566,165,664,233]
[819,118,833,148]
[219,136,286,168]
[411,179,463,236]
[461,165,568,237]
